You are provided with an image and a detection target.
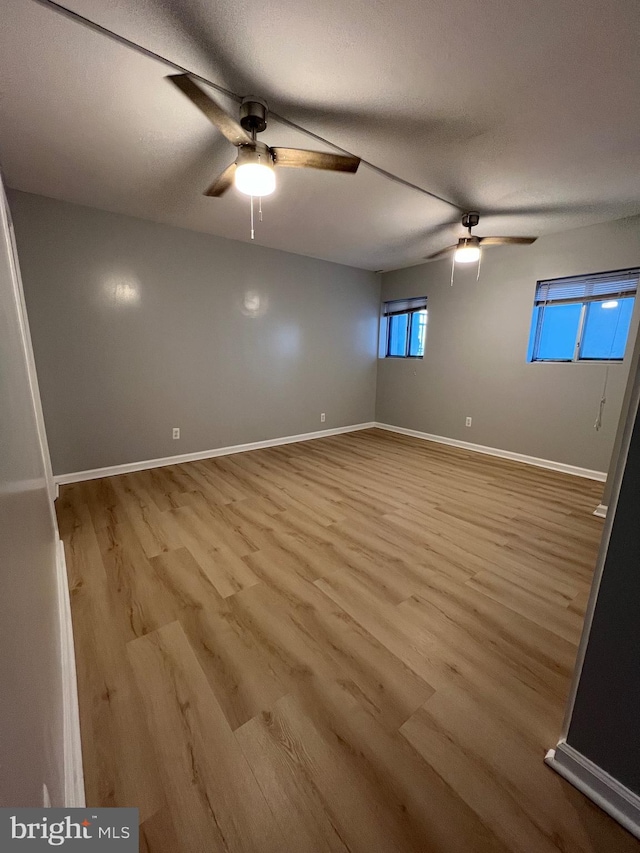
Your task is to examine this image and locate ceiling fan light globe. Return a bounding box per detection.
[454,237,481,264]
[235,163,276,197]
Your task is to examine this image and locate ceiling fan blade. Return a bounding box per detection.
[272,148,360,173]
[425,245,456,260]
[203,162,237,197]
[168,75,252,147]
[478,236,537,246]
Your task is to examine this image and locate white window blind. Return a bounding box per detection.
[535,269,639,305]
[383,296,427,316]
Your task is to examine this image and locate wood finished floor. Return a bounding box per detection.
[58,428,640,853]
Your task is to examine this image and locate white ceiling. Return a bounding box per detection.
[1,0,639,270]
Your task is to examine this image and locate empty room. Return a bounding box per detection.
[1,0,640,851]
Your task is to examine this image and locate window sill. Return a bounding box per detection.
[529,359,625,365]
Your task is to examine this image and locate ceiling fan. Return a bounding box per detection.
[426,212,537,264]
[168,75,361,200]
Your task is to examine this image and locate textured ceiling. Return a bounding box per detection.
[1,0,639,270]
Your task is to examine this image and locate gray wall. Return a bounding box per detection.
[0,183,64,805]
[376,215,640,473]
[601,321,640,507]
[9,191,380,476]
[566,363,640,795]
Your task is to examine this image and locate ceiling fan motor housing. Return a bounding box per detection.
[240,97,269,134]
[462,211,480,229]
[236,140,273,167]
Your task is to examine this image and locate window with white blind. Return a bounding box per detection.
[527,269,638,362]
[381,297,427,358]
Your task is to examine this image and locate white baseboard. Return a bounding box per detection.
[53,422,376,485]
[545,742,640,840]
[375,423,607,481]
[54,421,607,486]
[56,539,85,807]
[593,503,608,518]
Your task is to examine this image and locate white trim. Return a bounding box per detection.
[56,539,85,807]
[558,347,640,736]
[593,503,608,518]
[545,742,640,840]
[1,189,57,511]
[375,423,606,481]
[53,421,608,486]
[53,423,376,485]
[549,320,640,827]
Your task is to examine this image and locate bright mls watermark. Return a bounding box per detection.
[0,809,138,850]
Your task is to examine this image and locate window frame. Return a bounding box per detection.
[528,269,638,364]
[385,308,426,359]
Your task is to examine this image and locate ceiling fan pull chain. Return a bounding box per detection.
[476,250,482,282]
[450,254,456,287]
[594,389,607,431]
[259,196,263,222]
[594,290,624,431]
[250,195,255,240]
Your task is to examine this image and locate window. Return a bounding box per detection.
[527,269,638,362]
[382,297,427,358]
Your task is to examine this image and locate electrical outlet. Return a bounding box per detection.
[172,427,180,439]
[320,413,326,423]
[465,417,472,427]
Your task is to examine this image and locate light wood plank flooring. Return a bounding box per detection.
[58,428,639,852]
